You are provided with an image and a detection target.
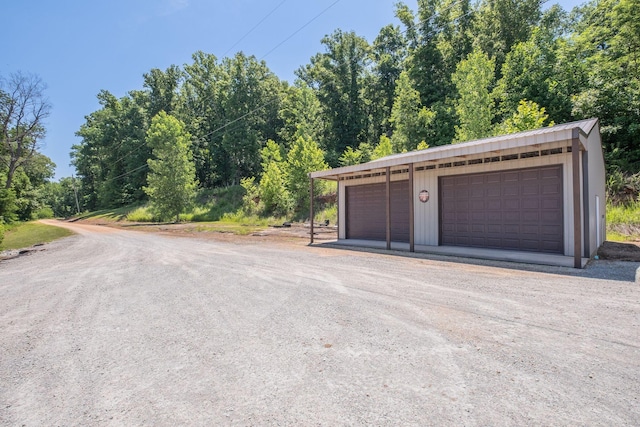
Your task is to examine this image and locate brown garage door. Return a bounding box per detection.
[346,181,410,242]
[439,165,564,254]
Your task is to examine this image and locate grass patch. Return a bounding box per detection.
[126,206,156,222]
[606,201,640,241]
[314,204,337,225]
[0,221,74,251]
[75,205,140,222]
[192,222,264,236]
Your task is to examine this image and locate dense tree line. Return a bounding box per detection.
[2,0,637,225]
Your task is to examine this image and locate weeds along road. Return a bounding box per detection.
[1,220,639,426]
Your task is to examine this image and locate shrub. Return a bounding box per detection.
[126,206,156,222]
[35,206,54,219]
[240,177,260,215]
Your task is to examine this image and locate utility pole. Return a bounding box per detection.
[71,174,81,215]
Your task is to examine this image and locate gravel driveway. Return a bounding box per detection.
[1,221,638,426]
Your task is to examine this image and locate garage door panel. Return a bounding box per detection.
[523,199,540,209]
[487,187,501,197]
[521,170,539,180]
[542,183,561,194]
[504,199,519,210]
[487,224,502,233]
[521,182,540,195]
[503,171,519,181]
[346,181,410,242]
[503,211,520,223]
[471,211,485,222]
[470,236,487,245]
[440,165,564,254]
[486,199,501,210]
[542,168,562,179]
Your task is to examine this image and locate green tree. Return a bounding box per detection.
[72,90,149,209]
[395,1,468,147]
[258,140,289,214]
[143,65,183,118]
[219,53,284,185]
[473,0,543,72]
[0,72,51,190]
[367,24,408,139]
[339,143,373,166]
[297,30,371,165]
[41,177,82,218]
[390,71,436,153]
[180,51,284,187]
[372,135,393,160]
[278,83,323,147]
[494,16,573,124]
[452,47,496,142]
[285,136,327,214]
[144,112,197,222]
[10,153,55,220]
[570,0,640,172]
[496,100,554,134]
[180,51,227,188]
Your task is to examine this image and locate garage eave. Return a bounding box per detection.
[310,118,598,181]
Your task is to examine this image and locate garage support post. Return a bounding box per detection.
[386,167,391,250]
[409,164,415,252]
[572,129,582,268]
[336,177,340,241]
[310,177,314,245]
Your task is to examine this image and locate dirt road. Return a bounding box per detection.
[1,221,638,425]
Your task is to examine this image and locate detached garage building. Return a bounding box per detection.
[309,119,606,268]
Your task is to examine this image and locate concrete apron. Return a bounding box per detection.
[318,239,590,268]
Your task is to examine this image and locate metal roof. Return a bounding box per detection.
[310,118,599,180]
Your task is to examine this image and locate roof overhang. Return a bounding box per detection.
[310,118,599,181]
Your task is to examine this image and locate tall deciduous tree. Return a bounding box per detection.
[570,0,640,172]
[143,65,183,118]
[72,90,149,209]
[473,0,543,72]
[278,83,323,148]
[258,140,288,214]
[495,100,553,134]
[390,71,436,153]
[452,47,496,142]
[297,30,371,165]
[0,72,51,189]
[285,136,327,214]
[144,112,197,222]
[368,24,408,139]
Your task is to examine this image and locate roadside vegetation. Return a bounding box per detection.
[606,171,640,242]
[0,221,74,252]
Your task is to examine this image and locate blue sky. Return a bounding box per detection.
[2,0,583,180]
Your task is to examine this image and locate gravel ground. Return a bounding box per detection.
[0,221,639,426]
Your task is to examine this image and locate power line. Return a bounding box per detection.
[260,0,342,60]
[102,163,149,184]
[198,96,280,141]
[222,0,288,58]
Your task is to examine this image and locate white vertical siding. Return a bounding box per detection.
[585,124,607,255]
